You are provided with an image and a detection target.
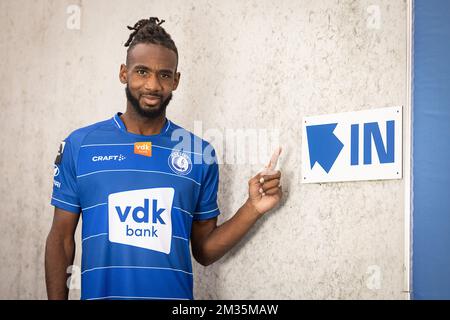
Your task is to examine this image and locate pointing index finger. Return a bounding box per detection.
[267,146,282,170]
[260,147,282,175]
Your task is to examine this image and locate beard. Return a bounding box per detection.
[125,85,173,119]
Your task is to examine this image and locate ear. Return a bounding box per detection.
[119,64,128,84]
[172,72,181,90]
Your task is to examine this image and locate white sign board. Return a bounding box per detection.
[301,106,402,183]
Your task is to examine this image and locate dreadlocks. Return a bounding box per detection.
[124,17,178,64]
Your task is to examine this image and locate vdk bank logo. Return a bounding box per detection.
[134,142,152,157]
[108,188,174,253]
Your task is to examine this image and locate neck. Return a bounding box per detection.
[120,104,167,136]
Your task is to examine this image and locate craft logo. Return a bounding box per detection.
[92,154,126,162]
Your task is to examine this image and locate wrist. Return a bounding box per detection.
[244,198,263,220]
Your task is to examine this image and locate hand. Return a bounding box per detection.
[246,147,283,216]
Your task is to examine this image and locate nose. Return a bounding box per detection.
[144,73,163,92]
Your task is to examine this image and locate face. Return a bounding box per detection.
[120,43,180,119]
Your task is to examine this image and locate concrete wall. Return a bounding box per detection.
[0,0,408,299]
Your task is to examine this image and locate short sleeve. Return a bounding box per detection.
[50,138,81,214]
[193,146,220,221]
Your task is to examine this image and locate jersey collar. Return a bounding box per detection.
[112,112,172,137]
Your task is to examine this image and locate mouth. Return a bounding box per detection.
[141,94,161,106]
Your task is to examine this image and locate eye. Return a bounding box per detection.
[136,69,148,76]
[160,73,172,79]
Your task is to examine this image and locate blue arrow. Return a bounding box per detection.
[306,123,344,173]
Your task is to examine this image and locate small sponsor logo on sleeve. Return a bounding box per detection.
[53,164,61,188]
[54,164,60,177]
[54,141,66,164]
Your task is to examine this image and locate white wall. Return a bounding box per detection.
[0,0,408,299]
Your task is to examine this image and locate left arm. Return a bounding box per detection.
[191,171,282,266]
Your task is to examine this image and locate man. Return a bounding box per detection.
[45,17,282,300]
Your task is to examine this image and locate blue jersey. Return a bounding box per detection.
[51,113,220,300]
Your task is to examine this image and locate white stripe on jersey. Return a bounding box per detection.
[81,265,193,276]
[173,206,193,218]
[82,233,108,242]
[173,236,189,242]
[76,169,201,186]
[83,203,194,219]
[52,197,80,207]
[113,117,122,129]
[164,120,171,133]
[152,144,203,156]
[87,295,189,300]
[195,207,219,215]
[81,233,189,243]
[80,143,204,156]
[81,143,134,147]
[82,203,107,211]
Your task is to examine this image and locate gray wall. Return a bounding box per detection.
[0,0,408,299]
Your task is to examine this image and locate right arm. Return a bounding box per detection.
[45,207,80,300]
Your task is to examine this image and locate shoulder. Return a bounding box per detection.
[167,121,218,166]
[168,121,217,155]
[64,118,114,149]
